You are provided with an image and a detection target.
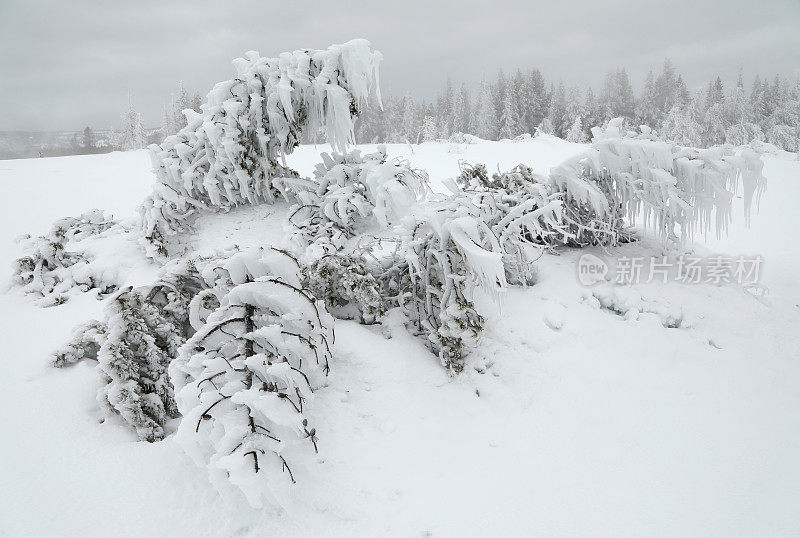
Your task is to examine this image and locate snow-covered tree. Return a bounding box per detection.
[706,76,725,110]
[120,93,146,151]
[474,77,497,140]
[12,209,118,305]
[565,116,588,143]
[600,68,635,124]
[724,84,764,145]
[547,82,568,138]
[523,68,548,134]
[498,89,521,139]
[661,94,705,147]
[422,115,438,142]
[452,83,471,135]
[536,117,555,136]
[637,71,660,128]
[96,287,183,442]
[401,92,418,143]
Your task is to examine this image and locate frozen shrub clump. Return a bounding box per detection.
[170,248,333,508]
[12,209,119,306]
[302,253,384,324]
[52,259,208,441]
[285,145,427,261]
[96,287,183,442]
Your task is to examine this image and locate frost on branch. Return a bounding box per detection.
[170,248,333,508]
[140,40,382,259]
[12,209,119,306]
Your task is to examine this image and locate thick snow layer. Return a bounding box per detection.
[2,142,800,536]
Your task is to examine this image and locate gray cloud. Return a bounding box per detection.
[1,0,798,131]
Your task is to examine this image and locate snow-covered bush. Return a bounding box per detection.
[170,248,333,508]
[95,287,183,442]
[53,320,107,368]
[140,40,382,259]
[283,147,495,372]
[53,259,208,440]
[12,209,118,305]
[376,197,507,373]
[590,119,765,242]
[302,253,383,324]
[285,146,427,261]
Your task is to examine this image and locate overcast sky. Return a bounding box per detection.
[1,0,798,131]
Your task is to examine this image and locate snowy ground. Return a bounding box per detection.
[1,139,799,537]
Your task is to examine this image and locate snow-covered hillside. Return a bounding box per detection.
[2,139,799,537]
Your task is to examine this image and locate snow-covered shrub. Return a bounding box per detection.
[302,253,383,324]
[12,209,118,305]
[170,248,333,508]
[53,320,107,368]
[455,161,628,284]
[585,118,766,243]
[284,147,496,372]
[140,40,382,259]
[53,259,208,441]
[285,145,427,260]
[377,197,507,373]
[96,287,182,442]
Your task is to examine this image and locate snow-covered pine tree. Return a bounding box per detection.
[120,93,146,151]
[704,102,727,146]
[536,117,555,136]
[654,59,681,119]
[724,83,764,145]
[564,86,585,140]
[547,82,568,138]
[422,115,438,142]
[661,93,705,147]
[498,89,520,140]
[96,287,182,442]
[285,145,427,260]
[51,257,211,440]
[706,76,725,110]
[401,92,418,143]
[565,116,588,143]
[170,248,333,508]
[474,77,498,140]
[140,40,383,259]
[452,83,471,135]
[637,71,660,129]
[172,82,192,133]
[600,69,635,125]
[524,68,549,134]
